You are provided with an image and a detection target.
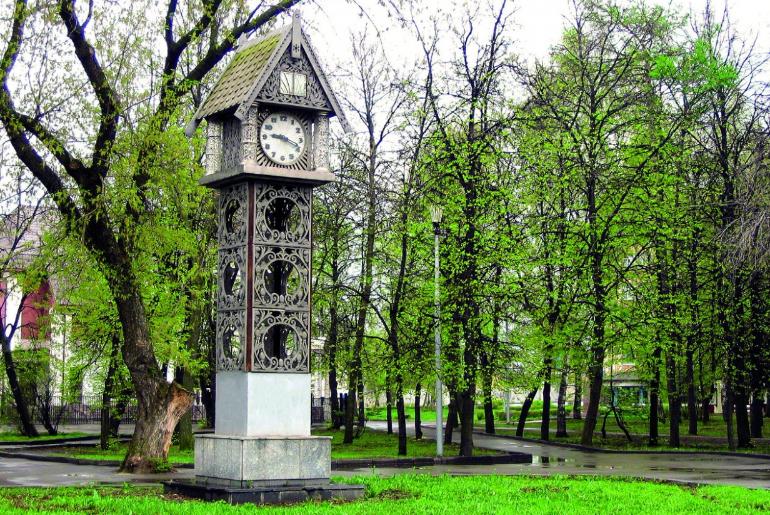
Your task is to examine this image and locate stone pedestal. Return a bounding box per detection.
[214,372,310,437]
[195,434,330,487]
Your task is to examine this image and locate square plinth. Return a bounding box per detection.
[215,372,311,437]
[195,434,331,487]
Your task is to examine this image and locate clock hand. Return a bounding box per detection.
[270,133,300,149]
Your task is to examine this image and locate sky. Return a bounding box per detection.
[300,0,770,68]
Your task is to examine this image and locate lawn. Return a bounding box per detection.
[48,428,495,464]
[0,431,91,442]
[0,475,768,514]
[365,406,448,423]
[487,415,770,454]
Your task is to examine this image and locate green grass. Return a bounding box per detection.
[0,475,769,514]
[48,428,497,464]
[365,406,448,423]
[0,431,91,442]
[489,416,770,454]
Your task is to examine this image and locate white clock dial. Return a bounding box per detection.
[259,112,307,165]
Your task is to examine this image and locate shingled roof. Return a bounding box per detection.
[188,14,349,134]
[196,30,284,120]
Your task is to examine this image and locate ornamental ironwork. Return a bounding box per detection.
[218,246,247,311]
[217,310,245,371]
[253,310,309,373]
[218,183,248,249]
[253,245,310,309]
[253,183,311,246]
[257,48,332,111]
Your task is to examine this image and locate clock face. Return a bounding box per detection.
[259,112,307,166]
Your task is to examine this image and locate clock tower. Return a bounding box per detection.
[170,13,362,503]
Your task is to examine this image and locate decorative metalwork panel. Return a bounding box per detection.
[221,118,242,170]
[252,310,309,373]
[253,183,311,247]
[312,113,329,170]
[241,106,259,163]
[218,246,247,311]
[257,47,332,111]
[205,121,222,175]
[253,245,310,309]
[217,310,246,371]
[218,184,248,249]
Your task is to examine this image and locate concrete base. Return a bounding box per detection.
[164,479,365,505]
[195,434,330,485]
[215,372,310,436]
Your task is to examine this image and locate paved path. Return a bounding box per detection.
[349,422,770,489]
[1,423,769,489]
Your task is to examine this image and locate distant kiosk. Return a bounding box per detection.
[166,13,362,505]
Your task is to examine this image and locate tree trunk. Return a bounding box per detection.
[481,352,494,435]
[326,251,341,430]
[395,374,407,456]
[121,378,192,472]
[175,367,195,451]
[750,394,763,438]
[734,388,751,448]
[385,379,393,434]
[686,346,697,436]
[414,382,423,440]
[343,375,356,444]
[724,384,736,451]
[516,388,538,437]
[572,372,582,420]
[101,334,120,449]
[540,358,552,441]
[648,346,661,446]
[458,387,475,456]
[0,329,38,437]
[556,364,569,437]
[580,345,605,445]
[444,394,458,445]
[665,352,680,447]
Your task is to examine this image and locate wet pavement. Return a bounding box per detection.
[1,423,769,489]
[351,422,770,489]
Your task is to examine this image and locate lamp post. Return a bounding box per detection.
[430,205,443,457]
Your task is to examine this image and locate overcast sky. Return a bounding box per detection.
[300,0,769,69]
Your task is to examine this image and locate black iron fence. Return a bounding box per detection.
[3,393,330,426]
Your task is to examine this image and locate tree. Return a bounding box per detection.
[0,0,298,471]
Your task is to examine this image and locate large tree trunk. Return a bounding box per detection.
[122,380,192,472]
[516,388,538,437]
[116,286,193,472]
[556,363,569,438]
[326,252,341,430]
[1,329,38,437]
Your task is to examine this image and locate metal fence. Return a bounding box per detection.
[3,394,329,426]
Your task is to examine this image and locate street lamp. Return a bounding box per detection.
[430,205,444,457]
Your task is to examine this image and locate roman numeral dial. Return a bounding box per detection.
[259,112,307,166]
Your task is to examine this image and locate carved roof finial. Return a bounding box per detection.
[291,11,301,59]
